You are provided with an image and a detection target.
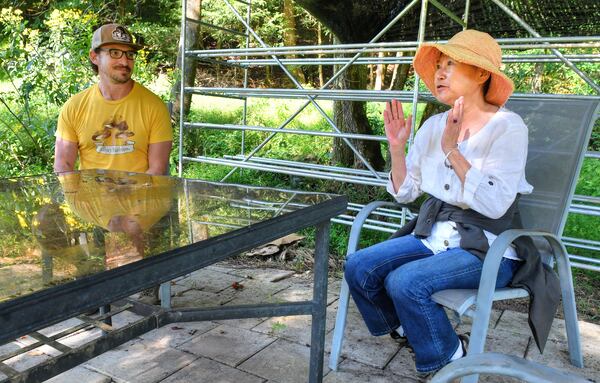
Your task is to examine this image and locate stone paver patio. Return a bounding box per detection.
[4,263,598,382]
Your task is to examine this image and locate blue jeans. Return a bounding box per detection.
[344,235,519,373]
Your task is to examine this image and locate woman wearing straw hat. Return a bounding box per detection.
[343,29,551,377]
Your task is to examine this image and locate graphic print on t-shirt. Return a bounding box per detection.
[92,116,136,155]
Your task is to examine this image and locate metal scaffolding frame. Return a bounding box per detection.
[178,0,600,271]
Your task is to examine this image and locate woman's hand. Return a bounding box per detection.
[384,99,412,148]
[441,96,464,154]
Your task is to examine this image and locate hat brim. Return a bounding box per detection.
[413,43,514,106]
[96,41,144,51]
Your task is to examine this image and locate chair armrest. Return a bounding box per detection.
[347,201,413,254]
[430,352,589,383]
[477,229,562,305]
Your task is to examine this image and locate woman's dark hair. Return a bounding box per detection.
[482,76,492,98]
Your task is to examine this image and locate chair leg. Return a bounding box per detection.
[328,277,351,371]
[460,298,495,383]
[552,242,583,368]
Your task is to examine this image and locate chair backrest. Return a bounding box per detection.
[506,95,599,236]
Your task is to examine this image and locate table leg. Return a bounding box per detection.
[99,305,112,326]
[309,221,331,383]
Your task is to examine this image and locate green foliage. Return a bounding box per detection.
[0,2,181,177]
[201,0,284,49]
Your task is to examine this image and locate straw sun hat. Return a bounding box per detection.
[413,29,514,106]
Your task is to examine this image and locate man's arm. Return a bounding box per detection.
[146,141,172,175]
[54,138,79,173]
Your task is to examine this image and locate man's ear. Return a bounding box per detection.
[89,49,99,65]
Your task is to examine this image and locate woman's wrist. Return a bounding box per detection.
[442,145,458,155]
[389,142,407,154]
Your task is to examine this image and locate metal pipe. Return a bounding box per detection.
[186,36,600,57]
[224,55,600,66]
[429,0,466,27]
[463,0,471,28]
[241,0,251,163]
[188,89,600,101]
[186,123,387,142]
[178,0,187,177]
[183,156,387,186]
[225,155,389,176]
[221,0,398,182]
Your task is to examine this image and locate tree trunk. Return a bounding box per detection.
[283,0,306,83]
[374,52,386,90]
[531,62,544,93]
[170,0,202,123]
[333,65,385,170]
[388,52,410,91]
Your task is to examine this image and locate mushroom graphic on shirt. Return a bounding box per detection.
[93,118,135,154]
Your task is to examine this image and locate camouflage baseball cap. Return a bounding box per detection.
[91,23,143,51]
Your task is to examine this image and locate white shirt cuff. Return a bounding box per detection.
[463,166,485,206]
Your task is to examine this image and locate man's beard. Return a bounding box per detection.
[110,66,132,84]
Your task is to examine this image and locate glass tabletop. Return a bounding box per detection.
[0,169,335,303]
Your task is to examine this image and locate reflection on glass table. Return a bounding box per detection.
[0,169,334,304]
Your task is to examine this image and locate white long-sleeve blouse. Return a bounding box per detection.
[387,108,533,259]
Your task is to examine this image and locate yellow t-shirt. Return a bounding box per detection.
[56,82,172,173]
[59,172,174,231]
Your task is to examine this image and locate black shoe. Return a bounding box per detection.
[389,329,406,340]
[458,333,469,355]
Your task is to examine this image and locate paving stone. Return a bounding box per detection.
[85,340,197,383]
[169,282,192,297]
[478,374,523,382]
[526,336,600,382]
[239,339,327,383]
[324,308,398,369]
[483,327,530,356]
[206,263,237,274]
[4,345,61,372]
[38,318,84,338]
[0,335,37,357]
[110,309,145,329]
[252,304,337,346]
[324,358,415,383]
[452,309,502,335]
[43,365,112,383]
[171,288,235,308]
[223,278,293,306]
[177,324,275,367]
[216,317,268,330]
[271,280,339,306]
[139,321,219,348]
[57,327,104,349]
[178,268,243,293]
[226,267,295,283]
[492,310,532,337]
[161,356,265,383]
[386,345,418,379]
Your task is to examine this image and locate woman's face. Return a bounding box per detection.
[434,54,488,105]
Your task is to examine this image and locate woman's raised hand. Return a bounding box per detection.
[384,99,412,148]
[441,96,464,154]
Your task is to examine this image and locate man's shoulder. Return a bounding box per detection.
[64,84,98,106]
[133,82,167,106]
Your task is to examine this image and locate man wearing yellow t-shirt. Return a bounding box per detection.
[54,23,172,175]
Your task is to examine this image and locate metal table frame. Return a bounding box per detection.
[0,193,347,383]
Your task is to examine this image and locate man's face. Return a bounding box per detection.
[90,43,137,84]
